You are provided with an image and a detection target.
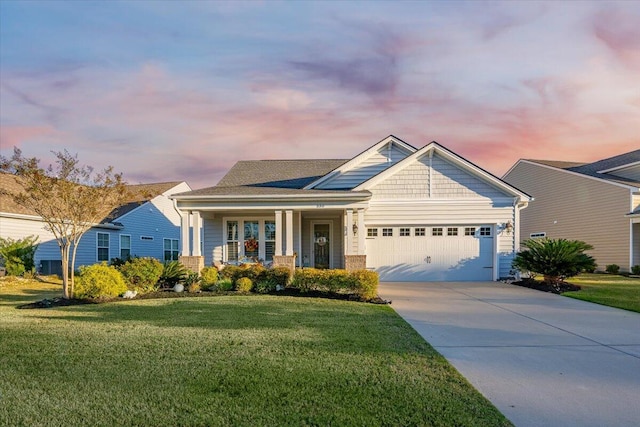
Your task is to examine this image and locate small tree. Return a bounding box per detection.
[513,238,596,289]
[0,148,128,298]
[0,235,39,276]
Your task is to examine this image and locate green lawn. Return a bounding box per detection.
[0,279,510,427]
[564,273,640,313]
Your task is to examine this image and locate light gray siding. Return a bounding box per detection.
[317,143,409,190]
[633,224,640,268]
[504,161,632,271]
[203,216,223,266]
[0,216,60,270]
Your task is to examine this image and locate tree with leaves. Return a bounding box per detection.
[512,238,596,290]
[0,148,128,298]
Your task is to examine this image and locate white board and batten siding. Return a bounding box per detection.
[364,153,517,281]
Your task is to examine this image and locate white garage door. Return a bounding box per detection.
[366,226,494,281]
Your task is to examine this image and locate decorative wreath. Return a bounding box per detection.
[244,238,258,252]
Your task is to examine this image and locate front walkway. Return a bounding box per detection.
[379,281,640,427]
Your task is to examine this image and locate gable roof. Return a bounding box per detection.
[521,149,640,188]
[353,141,532,201]
[303,135,416,189]
[0,172,185,221]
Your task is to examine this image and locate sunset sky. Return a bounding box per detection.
[1,1,638,189]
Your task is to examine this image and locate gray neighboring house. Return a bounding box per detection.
[172,135,531,281]
[0,172,192,274]
[503,149,640,272]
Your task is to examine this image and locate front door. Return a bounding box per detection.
[313,223,331,269]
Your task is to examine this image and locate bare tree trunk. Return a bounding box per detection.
[70,241,79,299]
[61,244,70,299]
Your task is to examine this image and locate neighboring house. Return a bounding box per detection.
[0,172,192,274]
[503,149,640,272]
[172,136,531,281]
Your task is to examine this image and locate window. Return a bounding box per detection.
[264,221,275,261]
[226,221,239,262]
[164,238,179,261]
[382,228,393,237]
[367,228,378,237]
[97,233,109,262]
[480,227,492,236]
[432,227,443,236]
[399,228,410,237]
[140,236,153,241]
[530,232,546,238]
[464,227,476,236]
[415,227,426,236]
[447,227,458,236]
[120,235,131,259]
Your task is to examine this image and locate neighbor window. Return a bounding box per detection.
[464,227,476,236]
[415,227,426,236]
[382,228,393,237]
[530,232,546,239]
[432,227,443,236]
[479,227,492,236]
[119,235,131,259]
[399,228,410,237]
[97,232,109,262]
[164,238,179,261]
[447,227,458,236]
[140,236,153,241]
[367,228,378,237]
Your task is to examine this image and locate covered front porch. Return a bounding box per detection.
[177,205,369,274]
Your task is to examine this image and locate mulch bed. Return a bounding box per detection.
[510,278,581,294]
[17,288,390,309]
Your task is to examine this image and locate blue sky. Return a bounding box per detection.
[1,0,638,188]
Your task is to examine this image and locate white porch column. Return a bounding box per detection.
[191,211,201,256]
[285,210,294,256]
[275,210,283,256]
[346,209,354,255]
[180,211,191,256]
[357,209,365,255]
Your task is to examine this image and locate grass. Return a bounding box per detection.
[0,279,511,427]
[564,273,640,313]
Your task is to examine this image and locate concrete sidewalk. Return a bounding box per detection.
[379,281,640,427]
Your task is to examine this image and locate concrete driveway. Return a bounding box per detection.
[379,281,640,427]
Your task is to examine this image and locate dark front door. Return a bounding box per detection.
[313,223,330,269]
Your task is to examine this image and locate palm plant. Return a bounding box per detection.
[512,238,596,290]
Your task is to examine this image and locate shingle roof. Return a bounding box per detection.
[216,159,348,188]
[526,149,640,187]
[175,185,370,198]
[0,172,184,220]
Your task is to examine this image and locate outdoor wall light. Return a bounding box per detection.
[505,221,513,235]
[352,223,359,235]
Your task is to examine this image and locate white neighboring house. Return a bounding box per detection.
[172,136,532,281]
[0,173,193,275]
[503,149,640,272]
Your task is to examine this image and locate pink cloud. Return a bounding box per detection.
[0,125,59,148]
[593,8,640,71]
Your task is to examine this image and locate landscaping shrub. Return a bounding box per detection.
[200,266,218,290]
[605,264,620,275]
[118,257,163,294]
[184,272,201,292]
[220,264,266,284]
[75,263,127,299]
[235,277,253,293]
[159,261,187,287]
[253,266,292,293]
[632,265,640,276]
[291,268,379,300]
[254,280,277,294]
[187,282,201,293]
[0,235,38,276]
[216,278,234,291]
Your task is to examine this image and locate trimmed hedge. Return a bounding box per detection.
[200,266,219,290]
[291,268,378,300]
[118,257,163,294]
[75,263,127,299]
[236,277,253,293]
[220,264,291,291]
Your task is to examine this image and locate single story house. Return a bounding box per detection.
[172,136,531,281]
[0,172,193,274]
[503,149,640,272]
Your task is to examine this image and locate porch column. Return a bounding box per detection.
[275,210,283,256]
[180,211,190,256]
[191,211,201,256]
[285,210,294,256]
[346,209,354,255]
[357,209,365,254]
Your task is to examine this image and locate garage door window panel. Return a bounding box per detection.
[382,228,393,237]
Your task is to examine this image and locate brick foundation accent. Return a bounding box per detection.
[344,255,367,271]
[273,255,296,272]
[179,256,205,273]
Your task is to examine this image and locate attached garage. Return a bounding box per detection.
[366,225,495,281]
